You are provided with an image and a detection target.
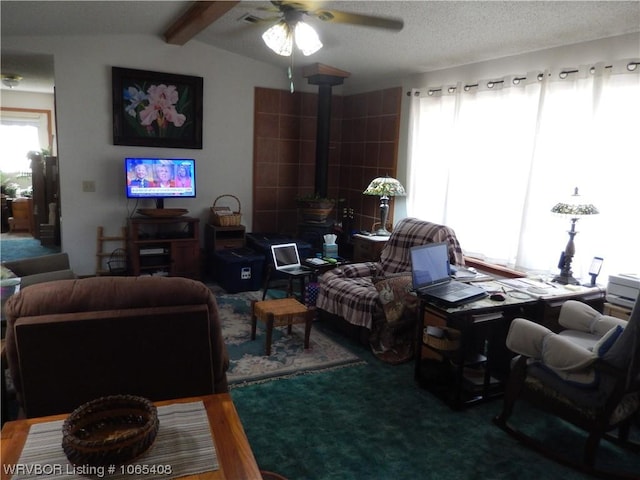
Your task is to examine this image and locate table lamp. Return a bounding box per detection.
[363,176,406,236]
[550,187,599,285]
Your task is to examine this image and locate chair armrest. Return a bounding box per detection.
[506,318,553,359]
[559,300,626,336]
[507,317,597,371]
[324,262,378,279]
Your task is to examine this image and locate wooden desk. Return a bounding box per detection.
[414,280,606,409]
[0,394,261,480]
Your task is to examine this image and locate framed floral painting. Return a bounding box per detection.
[112,67,203,149]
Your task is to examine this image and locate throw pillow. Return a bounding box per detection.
[374,275,418,323]
[593,324,624,357]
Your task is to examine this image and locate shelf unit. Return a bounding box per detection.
[204,224,246,276]
[204,224,246,251]
[415,301,511,410]
[127,216,200,279]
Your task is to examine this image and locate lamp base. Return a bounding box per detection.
[552,273,580,285]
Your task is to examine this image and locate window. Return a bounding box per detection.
[407,61,640,280]
[0,108,52,172]
[0,124,40,172]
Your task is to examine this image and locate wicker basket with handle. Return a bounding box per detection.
[210,194,242,226]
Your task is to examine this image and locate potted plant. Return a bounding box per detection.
[296,194,336,222]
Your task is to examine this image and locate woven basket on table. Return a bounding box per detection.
[423,326,461,351]
[210,194,242,226]
[62,394,159,467]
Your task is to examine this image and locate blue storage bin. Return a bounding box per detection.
[213,248,264,293]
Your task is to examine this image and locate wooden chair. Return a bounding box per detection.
[8,197,33,233]
[494,294,640,479]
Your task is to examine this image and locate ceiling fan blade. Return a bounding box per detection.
[256,6,282,13]
[273,1,315,10]
[312,9,404,31]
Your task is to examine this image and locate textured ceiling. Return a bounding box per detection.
[2,1,639,93]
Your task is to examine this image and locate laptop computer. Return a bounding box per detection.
[410,242,487,306]
[270,243,312,276]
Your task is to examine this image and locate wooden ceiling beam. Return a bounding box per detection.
[164,1,239,46]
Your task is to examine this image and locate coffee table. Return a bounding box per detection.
[0,394,261,480]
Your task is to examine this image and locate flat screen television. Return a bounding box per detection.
[125,157,195,208]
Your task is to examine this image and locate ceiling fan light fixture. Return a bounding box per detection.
[262,21,293,56]
[294,21,322,56]
[1,74,23,89]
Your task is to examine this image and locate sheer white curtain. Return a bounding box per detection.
[407,59,640,280]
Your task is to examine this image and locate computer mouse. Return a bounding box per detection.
[489,293,505,301]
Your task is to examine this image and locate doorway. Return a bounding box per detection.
[1,53,58,258]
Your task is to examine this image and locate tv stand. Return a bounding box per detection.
[128,216,200,279]
[155,198,165,209]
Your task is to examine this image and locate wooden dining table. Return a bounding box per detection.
[0,393,263,480]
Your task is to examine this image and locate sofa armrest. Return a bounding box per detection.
[19,269,77,288]
[2,253,71,277]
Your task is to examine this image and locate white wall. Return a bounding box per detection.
[1,34,289,275]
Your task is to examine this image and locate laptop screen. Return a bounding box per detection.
[410,242,451,289]
[271,243,301,269]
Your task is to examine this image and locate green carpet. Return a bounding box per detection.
[0,238,60,262]
[230,321,639,480]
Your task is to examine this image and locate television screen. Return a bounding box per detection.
[125,157,196,199]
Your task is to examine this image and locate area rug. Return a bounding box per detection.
[211,286,365,387]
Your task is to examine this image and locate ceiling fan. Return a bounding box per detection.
[254,1,404,56]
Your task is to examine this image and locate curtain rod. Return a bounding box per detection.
[407,61,639,96]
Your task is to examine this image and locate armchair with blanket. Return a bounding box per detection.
[4,276,229,418]
[316,217,465,363]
